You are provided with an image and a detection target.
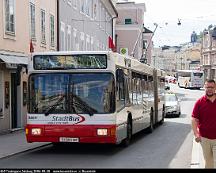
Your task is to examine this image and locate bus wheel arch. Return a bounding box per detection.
[160,105,165,124]
[121,113,132,147]
[147,108,154,133]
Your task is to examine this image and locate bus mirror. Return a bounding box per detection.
[116,69,124,83]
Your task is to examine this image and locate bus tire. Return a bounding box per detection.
[160,106,165,124]
[147,110,154,133]
[122,119,132,147]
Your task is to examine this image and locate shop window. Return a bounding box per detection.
[125,18,132,24]
[23,81,27,106]
[5,81,9,109]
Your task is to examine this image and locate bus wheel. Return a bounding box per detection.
[147,111,154,133]
[122,120,132,147]
[160,107,165,124]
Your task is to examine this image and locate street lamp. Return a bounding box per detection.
[140,23,158,64]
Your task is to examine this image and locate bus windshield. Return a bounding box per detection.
[33,54,107,70]
[28,73,115,114]
[193,72,203,77]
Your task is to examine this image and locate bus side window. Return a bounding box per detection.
[116,69,125,110]
[124,76,130,105]
[142,79,148,98]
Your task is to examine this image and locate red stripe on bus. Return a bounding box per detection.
[25,124,117,144]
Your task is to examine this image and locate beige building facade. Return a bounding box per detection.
[115,1,146,60]
[0,0,57,133]
[201,28,216,81]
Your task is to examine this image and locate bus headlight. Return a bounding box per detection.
[97,129,108,136]
[31,128,42,135]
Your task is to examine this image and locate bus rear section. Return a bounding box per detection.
[26,72,118,144]
[190,71,204,89]
[177,70,204,89]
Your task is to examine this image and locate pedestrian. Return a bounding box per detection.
[191,79,216,168]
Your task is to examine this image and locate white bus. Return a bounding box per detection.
[177,70,204,89]
[25,51,165,146]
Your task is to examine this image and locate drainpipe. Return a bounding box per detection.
[57,0,60,51]
[111,16,118,51]
[108,0,118,49]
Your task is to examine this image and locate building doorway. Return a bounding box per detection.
[11,73,18,129]
[0,71,3,118]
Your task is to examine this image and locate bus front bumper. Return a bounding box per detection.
[25,125,117,144]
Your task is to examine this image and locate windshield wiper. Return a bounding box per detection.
[72,95,98,116]
[44,95,65,116]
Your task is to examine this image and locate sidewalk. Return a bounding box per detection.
[191,137,205,168]
[0,130,50,159]
[0,130,205,168]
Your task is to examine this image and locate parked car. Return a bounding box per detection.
[165,92,181,117]
[165,76,176,84]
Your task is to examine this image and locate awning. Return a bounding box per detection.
[0,54,28,69]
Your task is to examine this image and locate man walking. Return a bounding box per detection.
[192,79,216,168]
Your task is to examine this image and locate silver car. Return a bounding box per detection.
[165,92,181,117]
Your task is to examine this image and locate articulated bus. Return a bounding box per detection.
[177,70,204,89]
[25,51,166,146]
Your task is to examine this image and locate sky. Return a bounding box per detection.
[133,0,216,47]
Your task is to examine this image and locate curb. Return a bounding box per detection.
[0,143,51,160]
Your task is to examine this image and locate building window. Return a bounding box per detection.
[93,0,97,20]
[204,36,209,48]
[50,14,55,47]
[41,9,46,44]
[143,40,147,49]
[80,0,85,13]
[75,33,79,50]
[99,3,102,27]
[5,0,15,35]
[67,25,71,51]
[73,0,78,9]
[125,18,132,25]
[86,34,90,51]
[73,29,79,51]
[30,2,36,39]
[80,32,85,50]
[102,7,105,29]
[90,36,94,50]
[60,22,65,51]
[106,12,111,33]
[67,0,72,6]
[85,0,90,16]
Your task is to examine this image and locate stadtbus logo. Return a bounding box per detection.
[52,114,85,125]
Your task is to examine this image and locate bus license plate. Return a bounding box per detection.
[59,137,79,142]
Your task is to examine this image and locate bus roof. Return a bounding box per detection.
[29,51,155,76]
[177,69,203,73]
[31,50,111,56]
